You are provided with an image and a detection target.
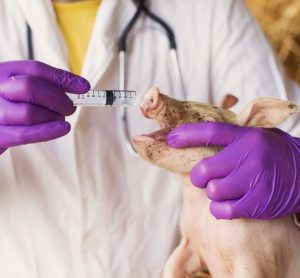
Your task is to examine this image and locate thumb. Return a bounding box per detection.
[167,122,246,148]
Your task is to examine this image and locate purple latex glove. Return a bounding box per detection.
[167,122,300,220]
[0,60,90,155]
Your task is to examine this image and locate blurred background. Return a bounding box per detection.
[246,0,300,85]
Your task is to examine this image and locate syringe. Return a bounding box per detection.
[73,90,140,107]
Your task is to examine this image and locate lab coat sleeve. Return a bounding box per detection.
[209,0,300,135]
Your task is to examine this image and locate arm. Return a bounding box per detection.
[167,122,300,220]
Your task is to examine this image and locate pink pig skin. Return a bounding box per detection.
[133,87,300,278]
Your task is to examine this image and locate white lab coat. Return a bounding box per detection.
[1,0,300,277]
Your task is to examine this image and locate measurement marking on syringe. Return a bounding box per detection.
[73,90,139,107]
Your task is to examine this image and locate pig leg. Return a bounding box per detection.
[162,238,205,278]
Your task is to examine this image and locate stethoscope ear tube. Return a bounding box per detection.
[119,0,186,156]
[119,49,140,157]
[119,4,142,52]
[170,49,186,100]
[119,50,140,157]
[139,4,176,50]
[26,23,34,60]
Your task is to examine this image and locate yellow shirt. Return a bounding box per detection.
[53,0,101,75]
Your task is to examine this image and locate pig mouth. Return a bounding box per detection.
[135,127,172,142]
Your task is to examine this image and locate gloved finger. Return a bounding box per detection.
[0,76,76,115]
[190,148,237,188]
[167,122,246,148]
[0,121,71,148]
[206,176,247,201]
[0,97,64,125]
[209,200,244,220]
[0,60,90,93]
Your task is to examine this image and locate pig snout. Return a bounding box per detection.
[139,87,178,129]
[140,87,161,118]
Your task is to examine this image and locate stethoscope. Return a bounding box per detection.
[26,0,185,157]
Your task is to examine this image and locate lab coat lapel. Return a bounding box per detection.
[19,0,69,70]
[19,0,80,179]
[81,0,136,87]
[19,0,83,125]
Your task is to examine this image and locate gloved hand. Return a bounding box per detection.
[0,60,90,155]
[167,122,300,220]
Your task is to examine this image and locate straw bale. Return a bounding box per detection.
[246,0,300,85]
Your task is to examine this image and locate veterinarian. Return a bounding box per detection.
[1,0,299,277]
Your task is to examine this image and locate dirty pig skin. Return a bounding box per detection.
[133,87,300,278]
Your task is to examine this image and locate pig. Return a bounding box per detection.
[133,87,300,278]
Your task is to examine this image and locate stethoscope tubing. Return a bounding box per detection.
[26,23,34,60]
[119,0,185,156]
[25,0,185,157]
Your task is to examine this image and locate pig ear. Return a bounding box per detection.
[237,97,297,127]
[217,94,239,109]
